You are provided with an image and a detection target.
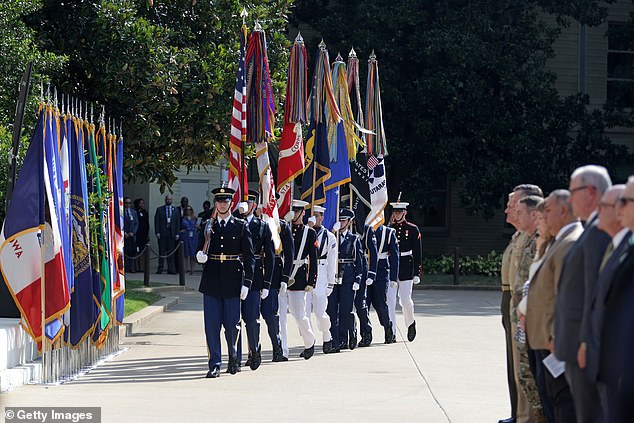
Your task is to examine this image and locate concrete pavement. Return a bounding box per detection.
[0,279,509,423]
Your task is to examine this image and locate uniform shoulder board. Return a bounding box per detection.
[233,216,246,226]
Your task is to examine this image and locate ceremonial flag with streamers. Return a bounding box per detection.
[365,53,388,228]
[228,24,249,209]
[246,27,281,249]
[301,42,341,210]
[112,132,125,324]
[277,32,307,218]
[68,115,97,347]
[59,115,73,294]
[350,152,371,226]
[0,107,70,351]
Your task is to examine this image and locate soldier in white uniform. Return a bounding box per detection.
[305,205,336,354]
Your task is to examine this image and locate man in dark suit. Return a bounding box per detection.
[598,177,634,421]
[580,185,629,421]
[195,186,255,378]
[123,197,139,273]
[154,195,180,274]
[555,165,612,423]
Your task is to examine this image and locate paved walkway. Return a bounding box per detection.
[1,275,509,423]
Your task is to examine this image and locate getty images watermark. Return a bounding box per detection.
[4,408,100,423]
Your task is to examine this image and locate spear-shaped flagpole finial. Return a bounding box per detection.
[294,31,304,44]
[240,7,248,24]
[349,47,357,59]
[397,191,402,202]
[369,49,377,62]
[335,53,343,63]
[318,39,326,51]
[90,104,94,124]
[254,20,263,31]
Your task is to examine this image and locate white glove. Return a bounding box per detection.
[280,282,288,293]
[336,277,343,285]
[332,221,341,232]
[284,211,294,223]
[305,285,314,293]
[366,277,373,286]
[390,280,398,288]
[326,285,334,296]
[308,216,316,225]
[261,289,269,300]
[240,285,249,300]
[352,282,360,291]
[238,202,249,215]
[413,276,421,285]
[196,251,208,264]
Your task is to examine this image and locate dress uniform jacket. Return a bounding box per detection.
[289,223,317,291]
[374,225,399,282]
[390,220,422,280]
[360,224,378,282]
[315,226,337,295]
[338,231,363,285]
[271,219,294,290]
[248,215,275,290]
[197,216,255,298]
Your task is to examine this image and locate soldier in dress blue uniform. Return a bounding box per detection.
[235,190,274,371]
[327,208,363,351]
[261,199,294,362]
[368,224,399,344]
[285,199,317,359]
[195,187,255,378]
[387,199,422,342]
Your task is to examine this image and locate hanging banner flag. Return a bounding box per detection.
[113,132,125,324]
[277,32,307,219]
[228,24,249,209]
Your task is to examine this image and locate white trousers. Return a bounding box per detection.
[305,291,332,342]
[387,279,415,334]
[278,289,289,357]
[288,290,316,348]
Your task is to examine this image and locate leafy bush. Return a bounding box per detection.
[423,250,502,277]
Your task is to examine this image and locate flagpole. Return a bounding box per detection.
[240,8,248,203]
[41,108,48,384]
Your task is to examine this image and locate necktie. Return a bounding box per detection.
[220,220,225,230]
[599,242,615,272]
[167,206,171,219]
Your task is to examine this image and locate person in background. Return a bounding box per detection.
[198,200,213,225]
[181,206,199,275]
[134,198,149,272]
[154,195,180,274]
[123,197,138,273]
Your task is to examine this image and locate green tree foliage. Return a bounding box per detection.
[0,0,67,221]
[292,0,633,217]
[24,0,292,191]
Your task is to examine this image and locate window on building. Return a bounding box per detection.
[607,22,634,108]
[421,172,449,231]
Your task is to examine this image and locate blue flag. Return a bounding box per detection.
[323,122,351,229]
[300,119,330,207]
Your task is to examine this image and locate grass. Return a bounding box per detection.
[420,273,499,286]
[123,279,165,317]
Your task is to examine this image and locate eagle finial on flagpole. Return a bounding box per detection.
[295,31,304,45]
[240,7,248,24]
[254,20,263,32]
[318,39,326,51]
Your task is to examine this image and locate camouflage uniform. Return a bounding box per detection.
[512,231,544,420]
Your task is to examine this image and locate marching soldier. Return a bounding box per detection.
[305,205,336,354]
[327,208,363,351]
[369,223,399,344]
[262,196,294,362]
[387,198,422,342]
[236,190,274,371]
[196,187,255,378]
[284,199,317,359]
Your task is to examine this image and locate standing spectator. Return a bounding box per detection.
[134,198,150,272]
[154,195,180,274]
[181,206,198,275]
[176,196,189,219]
[198,200,212,225]
[555,165,611,423]
[123,197,138,273]
[174,196,189,271]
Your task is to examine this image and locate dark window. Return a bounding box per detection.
[607,22,634,108]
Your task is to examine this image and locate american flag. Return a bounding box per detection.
[228,25,248,209]
[367,154,379,170]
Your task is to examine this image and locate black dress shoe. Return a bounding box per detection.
[498,418,516,423]
[358,333,372,347]
[250,346,261,371]
[339,342,348,350]
[299,350,305,358]
[302,344,315,360]
[280,355,289,361]
[407,321,416,342]
[322,340,334,354]
[206,367,220,378]
[385,324,395,344]
[272,344,285,362]
[349,331,357,350]
[227,356,240,374]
